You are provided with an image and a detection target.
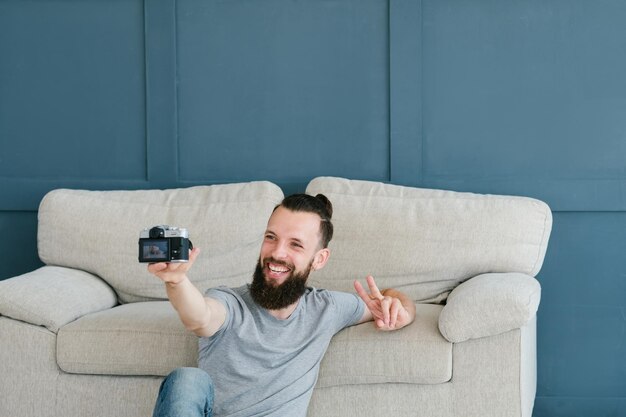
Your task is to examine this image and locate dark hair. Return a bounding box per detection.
[276,193,334,248]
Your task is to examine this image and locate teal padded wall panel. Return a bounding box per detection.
[419,0,626,210]
[176,0,390,185]
[0,212,42,279]
[536,212,626,415]
[0,0,147,182]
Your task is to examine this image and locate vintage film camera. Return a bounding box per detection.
[138,225,193,263]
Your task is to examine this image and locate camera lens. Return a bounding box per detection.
[149,226,165,239]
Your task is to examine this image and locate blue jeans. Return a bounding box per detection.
[153,367,214,417]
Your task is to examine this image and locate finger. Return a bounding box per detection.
[375,318,386,329]
[188,247,201,264]
[169,248,200,273]
[381,296,391,327]
[389,298,401,329]
[366,275,384,300]
[181,247,200,271]
[354,280,373,305]
[147,262,168,273]
[375,319,395,332]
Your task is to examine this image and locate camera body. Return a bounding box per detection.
[138,225,192,263]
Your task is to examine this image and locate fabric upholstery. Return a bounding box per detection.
[306,177,552,303]
[37,182,284,303]
[309,321,537,417]
[56,374,162,417]
[450,322,535,417]
[438,272,541,343]
[0,317,536,417]
[0,318,59,417]
[309,383,453,417]
[0,266,117,332]
[57,302,198,376]
[521,317,538,417]
[318,303,451,387]
[56,302,451,386]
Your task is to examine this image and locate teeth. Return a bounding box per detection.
[269,264,289,273]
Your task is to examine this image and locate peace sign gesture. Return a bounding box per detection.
[354,275,415,331]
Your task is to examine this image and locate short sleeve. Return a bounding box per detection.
[328,290,366,332]
[204,286,241,337]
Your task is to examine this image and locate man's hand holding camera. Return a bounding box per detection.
[148,247,201,286]
[139,225,197,285]
[145,244,224,337]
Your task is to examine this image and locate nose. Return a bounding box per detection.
[271,241,289,261]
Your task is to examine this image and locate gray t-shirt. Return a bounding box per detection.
[198,284,365,417]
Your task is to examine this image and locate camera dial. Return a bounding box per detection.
[149,226,166,239]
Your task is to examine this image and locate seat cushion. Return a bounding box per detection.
[57,302,451,386]
[318,303,451,387]
[57,302,197,376]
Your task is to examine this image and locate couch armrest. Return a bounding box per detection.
[438,272,541,343]
[0,266,117,333]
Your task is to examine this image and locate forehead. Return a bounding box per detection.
[266,207,321,242]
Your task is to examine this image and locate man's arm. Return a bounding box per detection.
[148,248,226,338]
[354,275,416,330]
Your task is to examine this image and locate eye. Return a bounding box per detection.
[264,234,276,241]
[291,242,303,249]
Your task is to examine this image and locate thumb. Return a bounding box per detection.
[147,262,168,274]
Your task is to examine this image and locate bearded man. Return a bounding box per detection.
[148,194,416,417]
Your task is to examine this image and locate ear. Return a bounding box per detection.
[311,248,330,271]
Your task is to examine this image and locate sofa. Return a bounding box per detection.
[0,176,552,417]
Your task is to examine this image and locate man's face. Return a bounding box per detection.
[250,206,329,310]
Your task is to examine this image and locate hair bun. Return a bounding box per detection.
[315,194,333,219]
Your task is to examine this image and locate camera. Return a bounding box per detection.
[138,225,193,263]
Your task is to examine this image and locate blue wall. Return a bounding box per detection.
[1,1,625,415]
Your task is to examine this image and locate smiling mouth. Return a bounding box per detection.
[268,263,290,273]
[263,259,293,278]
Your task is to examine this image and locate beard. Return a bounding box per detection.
[250,258,313,310]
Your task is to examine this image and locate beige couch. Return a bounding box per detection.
[0,177,552,417]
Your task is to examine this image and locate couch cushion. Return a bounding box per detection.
[438,272,541,343]
[57,302,197,376]
[0,266,117,333]
[318,303,451,387]
[306,177,552,303]
[57,302,451,386]
[38,182,284,303]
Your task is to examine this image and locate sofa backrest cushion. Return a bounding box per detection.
[38,182,284,303]
[305,177,552,303]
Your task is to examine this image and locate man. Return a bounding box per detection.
[148,193,416,417]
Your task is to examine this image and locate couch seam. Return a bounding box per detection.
[318,190,541,204]
[59,329,191,336]
[518,325,523,417]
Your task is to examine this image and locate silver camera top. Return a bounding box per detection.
[139,225,189,239]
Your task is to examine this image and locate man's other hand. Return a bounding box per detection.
[354,275,414,330]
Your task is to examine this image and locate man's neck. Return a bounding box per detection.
[266,299,300,320]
